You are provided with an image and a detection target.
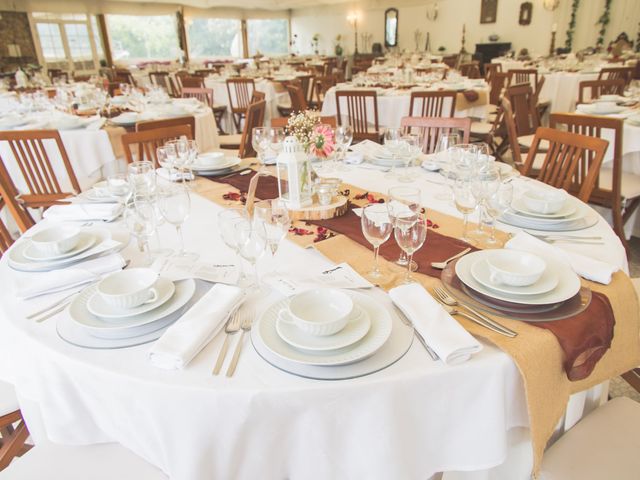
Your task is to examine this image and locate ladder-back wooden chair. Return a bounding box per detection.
[311,75,336,108]
[484,63,503,83]
[181,87,227,134]
[295,74,314,106]
[122,125,193,166]
[488,72,508,106]
[335,90,380,143]
[226,78,255,133]
[578,79,626,104]
[180,76,205,89]
[136,116,195,139]
[238,100,267,159]
[507,69,539,94]
[408,90,457,118]
[149,72,178,97]
[400,116,471,154]
[550,113,637,251]
[0,130,80,232]
[520,126,609,203]
[285,84,308,113]
[0,382,30,470]
[459,62,481,79]
[271,116,337,129]
[598,67,634,87]
[505,83,539,137]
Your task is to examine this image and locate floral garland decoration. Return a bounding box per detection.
[636,23,640,53]
[565,0,580,50]
[596,0,613,48]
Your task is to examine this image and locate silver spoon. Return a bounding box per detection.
[430,247,472,270]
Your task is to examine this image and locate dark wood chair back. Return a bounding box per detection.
[400,116,471,154]
[484,63,503,83]
[180,76,205,89]
[459,62,481,79]
[489,72,508,105]
[598,67,634,87]
[181,87,213,108]
[506,83,539,136]
[578,79,626,104]
[239,100,267,159]
[408,90,457,118]
[226,78,256,132]
[507,68,539,94]
[335,90,380,142]
[285,84,308,113]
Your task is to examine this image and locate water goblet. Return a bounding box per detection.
[157,184,199,264]
[234,219,267,288]
[127,161,156,197]
[387,186,421,271]
[124,194,156,266]
[434,134,460,201]
[452,178,478,244]
[394,213,427,284]
[253,199,290,256]
[469,165,501,241]
[383,127,405,179]
[361,203,394,282]
[334,125,353,171]
[107,173,131,204]
[252,127,269,163]
[484,181,513,247]
[268,127,286,156]
[398,133,422,183]
[218,207,249,282]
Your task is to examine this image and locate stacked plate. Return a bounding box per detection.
[190,153,241,176]
[443,249,590,322]
[58,267,197,348]
[252,289,410,380]
[500,188,598,231]
[576,103,627,115]
[78,181,119,203]
[369,149,410,167]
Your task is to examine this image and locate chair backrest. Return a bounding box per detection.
[550,112,623,214]
[136,116,196,139]
[598,67,634,87]
[295,74,314,104]
[270,116,337,129]
[239,100,266,159]
[501,97,523,166]
[313,75,336,104]
[0,130,80,231]
[484,62,503,83]
[226,78,255,113]
[521,126,609,202]
[400,116,471,154]
[251,90,265,103]
[459,62,481,79]
[507,68,539,93]
[408,90,457,118]
[578,79,626,104]
[285,84,308,113]
[181,87,213,108]
[122,124,193,166]
[506,83,539,136]
[149,72,178,97]
[442,55,458,69]
[0,198,13,257]
[489,72,508,105]
[180,76,205,89]
[335,90,380,142]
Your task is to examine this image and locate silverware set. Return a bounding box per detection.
[525,231,604,245]
[213,305,255,377]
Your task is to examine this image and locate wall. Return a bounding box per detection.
[0,11,38,71]
[290,0,640,58]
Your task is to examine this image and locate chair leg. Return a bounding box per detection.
[0,416,30,471]
[611,205,630,254]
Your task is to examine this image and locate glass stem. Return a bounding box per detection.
[462,213,468,239]
[176,224,185,255]
[373,245,380,274]
[144,238,153,265]
[406,253,414,282]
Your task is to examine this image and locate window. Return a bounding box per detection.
[90,16,104,60]
[247,19,289,56]
[106,14,180,61]
[36,22,66,62]
[187,18,242,58]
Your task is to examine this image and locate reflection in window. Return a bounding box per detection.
[247,19,289,56]
[187,18,242,58]
[106,14,180,61]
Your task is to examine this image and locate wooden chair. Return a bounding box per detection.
[459,62,481,79]
[408,90,457,118]
[47,69,68,83]
[238,100,267,159]
[226,78,255,133]
[0,199,13,257]
[550,112,639,251]
[181,87,227,135]
[0,382,30,471]
[295,74,314,106]
[285,84,308,113]
[251,90,265,103]
[507,68,539,95]
[122,125,193,166]
[180,76,205,89]
[335,90,380,143]
[270,116,337,129]
[578,79,626,104]
[149,72,178,97]
[598,67,634,87]
[484,63,502,83]
[0,130,80,232]
[520,126,609,203]
[136,116,195,140]
[488,72,508,106]
[400,116,471,154]
[311,75,336,108]
[194,69,218,77]
[505,83,539,137]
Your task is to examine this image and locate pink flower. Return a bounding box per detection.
[309,124,336,158]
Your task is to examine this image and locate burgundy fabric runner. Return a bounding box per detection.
[206,171,615,380]
[462,90,480,102]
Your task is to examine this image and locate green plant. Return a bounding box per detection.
[596,0,612,48]
[565,0,580,50]
[438,45,445,52]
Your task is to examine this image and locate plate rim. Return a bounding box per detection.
[470,257,559,297]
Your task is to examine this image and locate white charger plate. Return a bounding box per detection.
[22,232,96,262]
[470,258,559,296]
[499,202,598,232]
[69,279,195,339]
[455,250,580,305]
[86,276,176,319]
[510,197,577,219]
[276,305,371,352]
[255,291,392,366]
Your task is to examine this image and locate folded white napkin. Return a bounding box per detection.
[43,203,122,222]
[156,167,194,182]
[148,284,244,370]
[15,253,125,299]
[389,283,483,365]
[505,232,618,285]
[349,139,387,160]
[344,152,364,164]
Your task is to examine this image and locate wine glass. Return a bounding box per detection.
[218,207,249,282]
[383,127,405,179]
[434,133,460,200]
[268,127,286,157]
[157,184,198,264]
[107,173,131,204]
[387,186,421,271]
[450,144,480,180]
[453,178,478,244]
[484,181,513,247]
[334,125,353,171]
[470,166,501,241]
[398,133,421,183]
[234,219,267,288]
[253,199,290,256]
[252,127,269,163]
[394,213,427,284]
[127,161,156,197]
[124,194,156,266]
[360,203,393,282]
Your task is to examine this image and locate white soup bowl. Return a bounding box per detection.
[31,225,81,256]
[486,250,546,287]
[97,268,159,310]
[281,288,353,336]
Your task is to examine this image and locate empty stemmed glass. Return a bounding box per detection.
[453,178,478,244]
[157,184,199,264]
[234,219,267,288]
[434,133,460,200]
[268,127,286,157]
[383,127,406,179]
[387,186,421,271]
[394,213,427,284]
[470,165,501,241]
[252,127,270,164]
[253,199,290,256]
[398,133,422,183]
[218,207,249,283]
[124,194,156,266]
[361,203,394,282]
[107,173,131,204]
[484,181,513,247]
[127,161,156,197]
[334,125,353,171]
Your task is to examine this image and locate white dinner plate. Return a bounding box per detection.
[22,232,96,262]
[69,279,196,339]
[499,202,598,232]
[455,250,580,305]
[510,197,577,219]
[110,113,139,126]
[191,157,241,172]
[276,305,371,352]
[577,104,627,115]
[470,258,559,296]
[255,291,392,366]
[86,276,176,320]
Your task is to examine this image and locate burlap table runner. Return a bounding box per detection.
[456,89,488,111]
[194,172,640,475]
[103,125,128,160]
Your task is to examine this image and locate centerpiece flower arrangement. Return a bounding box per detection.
[285,111,336,158]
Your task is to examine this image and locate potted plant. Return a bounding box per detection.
[334,35,344,57]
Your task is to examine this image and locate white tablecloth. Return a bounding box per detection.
[0,166,627,480]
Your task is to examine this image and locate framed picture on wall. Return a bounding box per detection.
[480,0,498,24]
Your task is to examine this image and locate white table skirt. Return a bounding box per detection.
[321,88,489,129]
[0,166,627,480]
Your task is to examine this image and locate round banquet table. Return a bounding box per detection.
[0,164,627,480]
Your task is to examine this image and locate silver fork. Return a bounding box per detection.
[212,310,242,375]
[432,286,517,338]
[226,307,254,377]
[430,247,472,270]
